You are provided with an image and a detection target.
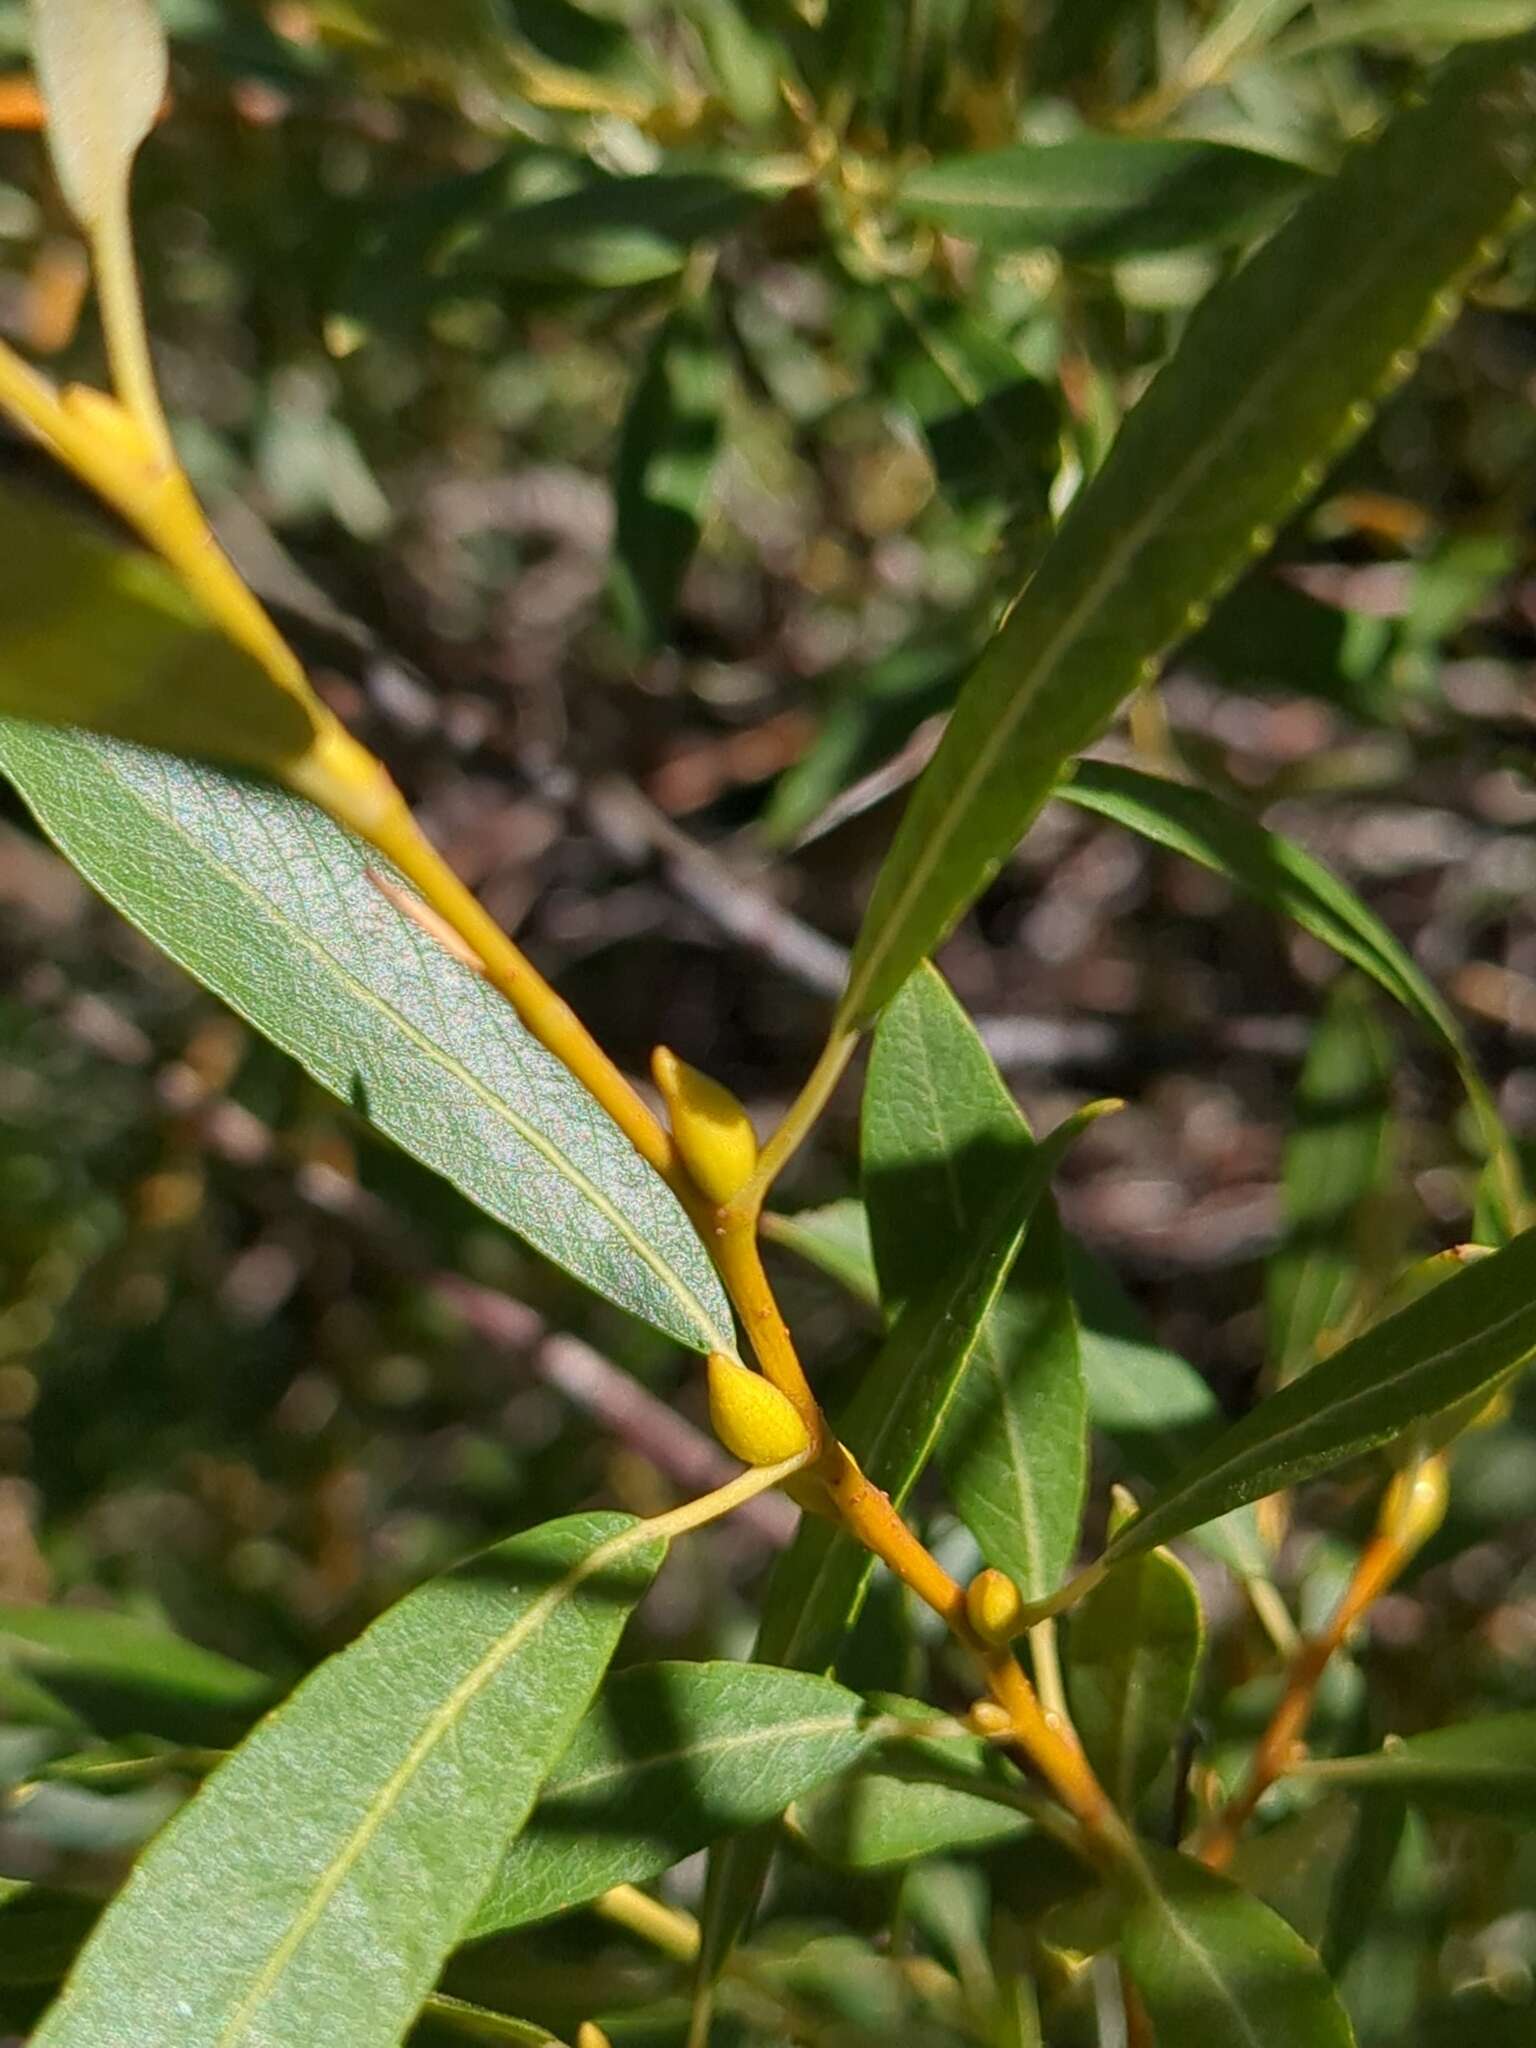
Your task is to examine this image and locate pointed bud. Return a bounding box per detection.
[965,1567,1024,1646]
[652,1046,757,1204]
[577,2025,614,2048]
[1379,1456,1449,1556]
[706,1352,810,1467]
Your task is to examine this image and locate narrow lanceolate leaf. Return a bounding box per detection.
[1066,1540,1203,1815]
[698,1063,1108,1980]
[1121,1848,1356,2048]
[840,33,1536,1027]
[0,1604,271,1747]
[0,722,734,1356]
[1267,980,1397,1383]
[33,1513,664,2048]
[862,965,1087,1602]
[894,138,1308,260]
[1105,1223,1536,1563]
[613,298,727,647]
[469,1663,876,1938]
[1062,761,1516,1218]
[1299,1713,1536,1818]
[30,0,166,231]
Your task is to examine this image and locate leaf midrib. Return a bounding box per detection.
[211,1517,660,2047]
[540,1708,861,1803]
[1140,1886,1268,2048]
[77,748,732,1356]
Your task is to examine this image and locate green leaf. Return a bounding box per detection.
[698,1038,1108,1979]
[761,1200,880,1310]
[445,164,774,292]
[1066,1535,1203,1814]
[895,138,1308,259]
[862,965,1086,1601]
[1121,1848,1355,2048]
[1071,1247,1268,1578]
[1298,1713,1536,1818]
[612,297,727,648]
[1267,980,1397,1383]
[1183,573,1390,719]
[880,291,1059,523]
[0,1604,272,1746]
[0,485,319,775]
[793,1704,1032,1870]
[839,32,1536,1027]
[1104,1223,1536,1563]
[468,1662,876,1938]
[0,722,734,1356]
[33,1512,665,2048]
[1060,760,1516,1217]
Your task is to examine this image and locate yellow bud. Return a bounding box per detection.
[652,1046,758,1204]
[706,1352,810,1467]
[965,1567,1024,1646]
[577,2025,613,2048]
[966,1699,1014,1741]
[1379,1455,1449,1555]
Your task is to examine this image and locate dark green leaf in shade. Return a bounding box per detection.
[881,292,1059,524]
[1105,1224,1536,1562]
[1066,1535,1203,1814]
[1120,1847,1356,2048]
[862,966,1087,1602]
[612,298,727,648]
[839,34,1536,1027]
[0,1604,272,1747]
[1266,980,1397,1383]
[32,1513,664,2048]
[0,723,734,1356]
[469,1663,876,1937]
[895,138,1309,260]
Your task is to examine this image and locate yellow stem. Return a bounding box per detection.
[594,1885,699,1965]
[727,1026,858,1223]
[1028,1618,1070,1726]
[91,194,173,469]
[711,1216,823,1429]
[1196,1459,1445,1870]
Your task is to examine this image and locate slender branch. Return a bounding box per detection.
[90,194,172,468]
[728,1026,859,1221]
[1196,1456,1448,1870]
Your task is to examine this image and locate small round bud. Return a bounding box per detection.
[707,1352,811,1467]
[652,1047,759,1204]
[965,1567,1024,1645]
[966,1699,1014,1741]
[577,2025,614,2048]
